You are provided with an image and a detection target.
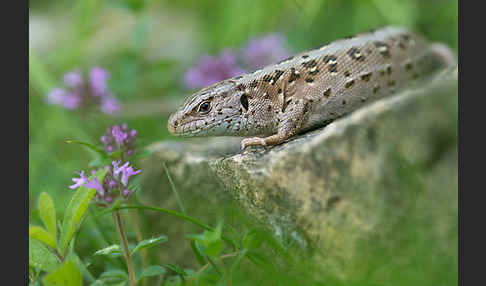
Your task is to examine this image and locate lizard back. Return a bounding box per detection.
[231,26,450,134]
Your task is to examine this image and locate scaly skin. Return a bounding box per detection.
[167,26,454,150]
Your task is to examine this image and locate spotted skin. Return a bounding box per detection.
[168,26,455,150]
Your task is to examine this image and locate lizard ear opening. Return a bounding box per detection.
[240,93,249,111]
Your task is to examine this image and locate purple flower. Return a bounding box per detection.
[45,67,120,115]
[61,92,82,109]
[121,166,141,186]
[85,177,105,196]
[101,124,137,157]
[113,161,130,179]
[101,96,121,114]
[183,50,245,89]
[241,33,290,70]
[69,171,87,189]
[89,67,110,97]
[46,88,67,105]
[63,70,83,89]
[69,161,141,207]
[112,126,128,145]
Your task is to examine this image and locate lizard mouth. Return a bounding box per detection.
[168,114,240,137]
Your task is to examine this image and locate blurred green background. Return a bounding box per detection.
[29,0,457,284]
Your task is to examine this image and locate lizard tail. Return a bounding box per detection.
[430,43,457,67]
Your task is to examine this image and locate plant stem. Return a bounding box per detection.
[113,211,136,286]
[129,198,147,286]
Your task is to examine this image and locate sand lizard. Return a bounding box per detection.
[167,26,455,150]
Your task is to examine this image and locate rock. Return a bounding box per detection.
[139,67,458,273]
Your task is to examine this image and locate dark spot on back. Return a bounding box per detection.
[342,100,346,105]
[240,93,249,111]
[288,68,301,83]
[302,54,309,59]
[322,55,338,73]
[236,84,245,91]
[345,79,355,88]
[302,60,317,68]
[329,64,337,73]
[323,88,331,98]
[249,80,258,88]
[263,74,272,82]
[374,41,390,58]
[322,55,337,63]
[305,78,314,83]
[273,70,284,83]
[347,47,365,61]
[360,72,372,82]
[386,65,392,75]
[309,69,320,75]
[344,71,351,77]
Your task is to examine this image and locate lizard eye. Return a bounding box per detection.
[198,101,211,114]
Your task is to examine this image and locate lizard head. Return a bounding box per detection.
[167,79,246,137]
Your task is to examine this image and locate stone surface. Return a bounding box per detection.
[139,67,457,271]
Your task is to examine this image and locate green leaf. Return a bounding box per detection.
[59,169,107,256]
[131,235,168,255]
[161,263,187,277]
[43,260,82,286]
[190,240,206,266]
[30,226,57,250]
[29,238,60,272]
[66,250,96,283]
[204,239,224,259]
[138,265,167,281]
[64,139,108,158]
[39,192,57,246]
[242,230,262,250]
[99,269,128,282]
[187,221,224,258]
[93,245,122,257]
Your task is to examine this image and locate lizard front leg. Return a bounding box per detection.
[241,99,310,150]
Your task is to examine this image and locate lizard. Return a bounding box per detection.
[167,26,456,151]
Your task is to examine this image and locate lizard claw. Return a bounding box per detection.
[240,137,266,151]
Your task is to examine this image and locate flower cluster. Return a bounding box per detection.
[183,33,291,89]
[101,124,137,157]
[46,67,121,114]
[240,33,290,70]
[70,161,141,206]
[183,50,245,89]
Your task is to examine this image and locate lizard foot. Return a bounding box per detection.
[240,137,266,151]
